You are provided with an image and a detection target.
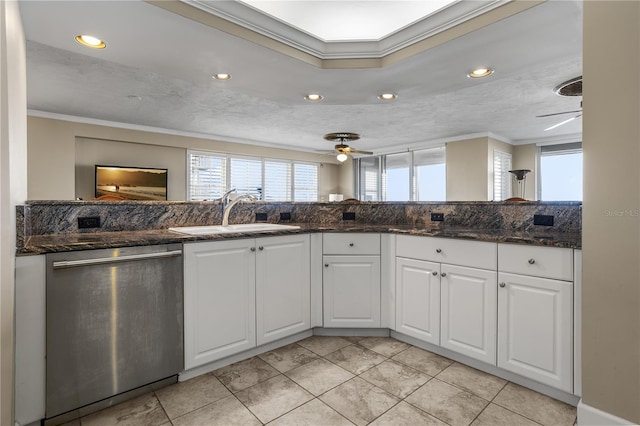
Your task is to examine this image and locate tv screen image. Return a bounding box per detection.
[95,165,168,200]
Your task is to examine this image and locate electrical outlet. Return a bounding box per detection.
[279,212,291,221]
[78,216,101,229]
[431,212,444,222]
[343,212,356,221]
[255,212,268,222]
[534,214,554,226]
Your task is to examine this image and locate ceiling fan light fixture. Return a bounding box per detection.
[378,93,397,101]
[75,35,106,49]
[304,93,323,102]
[213,73,231,80]
[467,67,494,78]
[336,152,349,162]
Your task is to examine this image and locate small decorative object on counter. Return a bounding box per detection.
[507,169,532,201]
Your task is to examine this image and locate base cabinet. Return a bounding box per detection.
[184,234,311,369]
[497,272,573,392]
[440,264,497,364]
[395,257,440,344]
[256,235,311,345]
[323,255,381,327]
[184,239,257,369]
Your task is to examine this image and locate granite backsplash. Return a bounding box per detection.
[17,201,581,247]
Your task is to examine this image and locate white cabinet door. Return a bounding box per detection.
[441,265,497,364]
[256,234,311,345]
[184,240,256,369]
[498,272,573,392]
[323,255,381,327]
[395,257,440,344]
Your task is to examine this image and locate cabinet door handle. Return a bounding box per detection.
[528,258,535,264]
[441,272,447,277]
[499,282,506,288]
[349,243,354,247]
[324,263,329,267]
[432,271,438,276]
[436,248,442,253]
[250,247,256,252]
[259,246,264,251]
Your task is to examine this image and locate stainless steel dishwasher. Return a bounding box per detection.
[45,244,183,419]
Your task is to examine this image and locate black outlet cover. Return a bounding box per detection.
[431,213,444,222]
[255,212,268,222]
[534,214,554,226]
[343,212,356,221]
[279,212,292,221]
[78,216,101,229]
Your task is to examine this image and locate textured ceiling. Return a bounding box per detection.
[20,0,583,154]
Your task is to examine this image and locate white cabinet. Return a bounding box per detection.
[497,243,573,393]
[256,235,310,345]
[440,264,497,364]
[395,257,440,344]
[395,235,497,364]
[184,234,311,369]
[184,239,257,369]
[323,233,381,328]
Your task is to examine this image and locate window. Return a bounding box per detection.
[414,147,446,201]
[187,150,319,201]
[493,150,512,201]
[538,142,582,201]
[384,152,411,201]
[355,146,445,201]
[357,156,381,201]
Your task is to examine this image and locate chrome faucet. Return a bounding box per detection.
[222,193,257,226]
[220,188,237,213]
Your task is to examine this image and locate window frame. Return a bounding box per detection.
[536,142,583,201]
[186,149,319,202]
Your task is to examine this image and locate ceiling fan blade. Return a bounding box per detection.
[544,114,582,131]
[537,109,582,118]
[347,148,373,155]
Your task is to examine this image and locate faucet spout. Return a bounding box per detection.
[222,194,257,226]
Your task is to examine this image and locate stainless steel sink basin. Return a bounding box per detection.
[169,223,301,235]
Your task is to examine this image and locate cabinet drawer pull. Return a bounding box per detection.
[349,243,354,247]
[324,263,329,267]
[441,272,447,277]
[499,282,506,288]
[259,246,264,251]
[250,247,256,252]
[436,248,442,253]
[528,258,535,264]
[432,271,438,276]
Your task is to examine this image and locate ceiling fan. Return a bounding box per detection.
[324,132,373,162]
[537,76,582,131]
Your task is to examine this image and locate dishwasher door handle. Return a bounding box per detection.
[52,250,183,269]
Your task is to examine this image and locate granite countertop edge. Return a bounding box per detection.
[17,223,582,255]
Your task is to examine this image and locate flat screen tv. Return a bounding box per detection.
[95,165,168,200]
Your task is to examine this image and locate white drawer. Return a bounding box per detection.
[498,244,573,281]
[323,233,380,255]
[396,235,497,270]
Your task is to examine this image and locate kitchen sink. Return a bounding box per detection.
[169,223,301,235]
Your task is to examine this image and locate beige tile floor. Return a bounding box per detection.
[66,336,577,426]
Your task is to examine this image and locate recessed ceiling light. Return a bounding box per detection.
[213,73,231,80]
[378,93,397,101]
[467,67,494,78]
[75,35,106,49]
[304,94,324,102]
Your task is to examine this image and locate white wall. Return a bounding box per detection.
[582,1,640,423]
[0,2,28,424]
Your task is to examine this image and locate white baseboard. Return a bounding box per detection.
[577,400,636,425]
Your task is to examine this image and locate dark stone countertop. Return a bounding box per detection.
[17,223,582,255]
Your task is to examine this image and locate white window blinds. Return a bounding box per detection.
[293,163,319,201]
[188,151,226,201]
[493,150,512,201]
[187,150,319,201]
